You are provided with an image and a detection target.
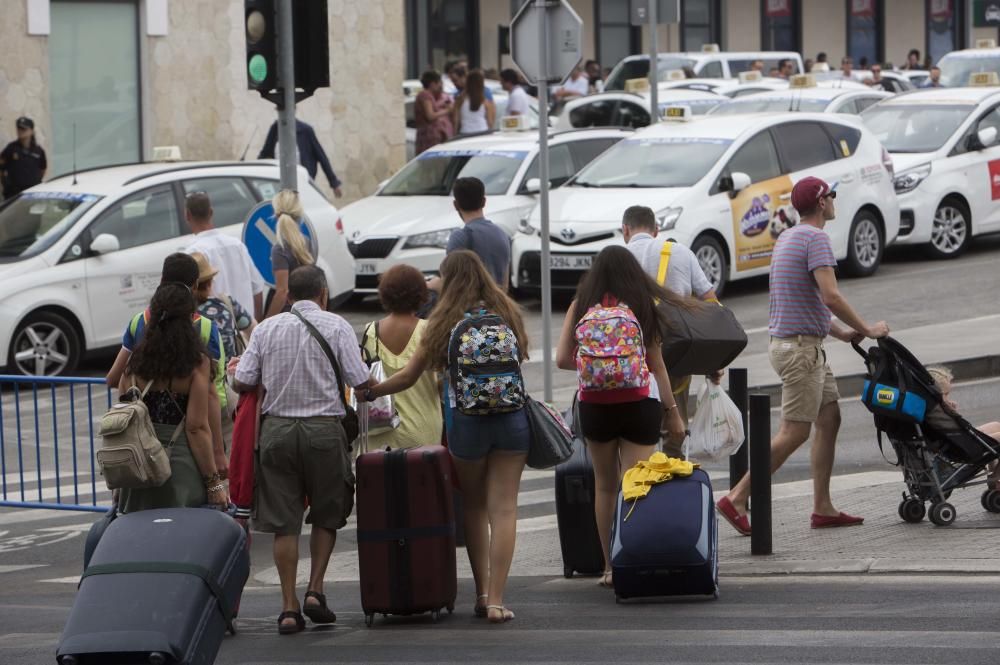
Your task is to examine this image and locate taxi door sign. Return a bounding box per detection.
[730,175,794,271]
[989,159,1000,200]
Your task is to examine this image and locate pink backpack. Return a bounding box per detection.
[574,296,650,404]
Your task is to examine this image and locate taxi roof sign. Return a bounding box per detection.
[970,71,1000,87]
[152,145,182,161]
[625,77,651,93]
[738,70,763,83]
[701,43,720,53]
[789,74,817,89]
[500,115,528,131]
[976,39,997,49]
[661,105,692,122]
[665,69,687,81]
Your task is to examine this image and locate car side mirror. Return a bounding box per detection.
[90,233,120,255]
[977,126,998,149]
[524,178,542,194]
[731,172,752,193]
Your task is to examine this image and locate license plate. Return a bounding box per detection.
[549,254,593,270]
[356,262,377,275]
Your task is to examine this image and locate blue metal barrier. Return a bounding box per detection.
[0,375,114,513]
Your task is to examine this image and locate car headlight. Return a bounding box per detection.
[519,214,537,235]
[656,206,683,231]
[893,163,931,194]
[402,230,452,249]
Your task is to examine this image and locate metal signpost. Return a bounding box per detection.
[511,0,583,403]
[276,0,297,191]
[631,0,680,122]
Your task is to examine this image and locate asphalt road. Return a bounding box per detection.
[2,574,998,664]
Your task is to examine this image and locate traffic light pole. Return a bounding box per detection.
[276,0,297,191]
[536,0,553,404]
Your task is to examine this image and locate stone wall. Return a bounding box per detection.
[0,2,49,151]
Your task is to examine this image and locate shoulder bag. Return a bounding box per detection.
[525,397,574,470]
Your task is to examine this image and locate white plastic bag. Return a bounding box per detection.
[348,359,400,435]
[685,380,745,463]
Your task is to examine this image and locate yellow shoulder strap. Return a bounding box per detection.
[656,241,673,286]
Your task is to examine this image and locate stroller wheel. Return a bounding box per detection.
[982,490,1000,514]
[928,501,956,526]
[898,499,925,523]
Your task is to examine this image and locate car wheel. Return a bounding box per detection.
[926,199,970,259]
[844,209,883,277]
[9,311,81,376]
[691,235,728,297]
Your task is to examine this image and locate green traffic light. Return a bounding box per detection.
[249,54,268,85]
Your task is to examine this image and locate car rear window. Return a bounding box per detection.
[823,122,863,158]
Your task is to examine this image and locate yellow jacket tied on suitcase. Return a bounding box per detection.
[621,452,699,519]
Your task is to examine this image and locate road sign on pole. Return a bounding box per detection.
[511,0,582,404]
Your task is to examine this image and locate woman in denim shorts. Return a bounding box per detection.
[363,250,531,624]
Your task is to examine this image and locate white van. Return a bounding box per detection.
[604,51,804,91]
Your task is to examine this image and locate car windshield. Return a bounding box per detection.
[710,96,830,115]
[861,104,973,153]
[0,192,99,261]
[379,149,528,196]
[937,53,1000,88]
[571,137,731,188]
[605,57,699,91]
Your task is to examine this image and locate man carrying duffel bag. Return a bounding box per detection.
[622,206,745,454]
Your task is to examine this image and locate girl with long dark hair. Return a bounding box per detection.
[556,245,697,587]
[453,69,496,135]
[118,282,226,512]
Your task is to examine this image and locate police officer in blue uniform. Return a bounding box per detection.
[1,117,47,200]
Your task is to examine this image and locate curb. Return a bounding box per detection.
[720,558,1000,577]
[748,353,1000,402]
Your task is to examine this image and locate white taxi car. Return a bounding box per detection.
[512,109,899,295]
[340,127,630,293]
[710,86,891,116]
[937,45,1000,88]
[860,81,1000,257]
[604,51,804,89]
[0,162,353,375]
[551,88,727,131]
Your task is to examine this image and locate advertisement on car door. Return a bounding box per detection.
[730,175,794,271]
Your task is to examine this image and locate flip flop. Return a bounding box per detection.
[598,571,614,588]
[474,594,489,618]
[277,610,305,635]
[486,605,515,623]
[302,591,337,625]
[811,512,864,529]
[716,496,751,536]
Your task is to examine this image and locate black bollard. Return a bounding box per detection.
[749,393,772,555]
[727,368,749,490]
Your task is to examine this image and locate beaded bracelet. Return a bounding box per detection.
[202,472,222,487]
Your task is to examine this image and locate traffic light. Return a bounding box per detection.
[245,0,278,96]
[292,0,329,96]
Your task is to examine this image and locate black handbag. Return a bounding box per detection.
[525,397,574,470]
[291,310,360,443]
[659,301,747,376]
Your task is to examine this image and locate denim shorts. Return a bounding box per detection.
[446,408,531,461]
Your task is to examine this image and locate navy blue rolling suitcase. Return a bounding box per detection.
[58,507,250,665]
[610,468,719,600]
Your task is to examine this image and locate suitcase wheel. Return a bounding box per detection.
[57,657,78,665]
[364,613,375,628]
[563,566,574,579]
[149,653,167,665]
[446,605,454,614]
[430,610,440,623]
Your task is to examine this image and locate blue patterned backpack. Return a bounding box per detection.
[447,308,526,415]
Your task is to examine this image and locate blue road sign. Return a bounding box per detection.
[241,201,316,287]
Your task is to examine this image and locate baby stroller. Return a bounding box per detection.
[854,336,1000,526]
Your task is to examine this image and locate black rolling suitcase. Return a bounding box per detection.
[58,507,250,665]
[554,400,605,578]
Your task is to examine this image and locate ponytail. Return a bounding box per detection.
[273,189,314,267]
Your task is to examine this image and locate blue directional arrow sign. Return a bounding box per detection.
[241,201,316,287]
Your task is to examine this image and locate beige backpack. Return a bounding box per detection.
[96,379,183,490]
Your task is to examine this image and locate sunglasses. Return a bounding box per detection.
[823,191,838,200]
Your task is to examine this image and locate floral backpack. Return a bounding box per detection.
[574,295,650,403]
[447,307,526,415]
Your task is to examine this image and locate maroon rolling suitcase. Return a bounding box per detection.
[355,410,457,626]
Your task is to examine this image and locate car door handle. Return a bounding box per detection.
[779,193,791,201]
[839,174,855,184]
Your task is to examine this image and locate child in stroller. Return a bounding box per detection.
[854,337,1000,526]
[926,366,1000,489]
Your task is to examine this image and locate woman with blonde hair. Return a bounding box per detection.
[360,251,530,624]
[265,189,316,318]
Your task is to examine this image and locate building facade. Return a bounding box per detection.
[1,0,405,203]
[406,0,1000,78]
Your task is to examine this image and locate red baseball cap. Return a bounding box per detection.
[790,176,836,213]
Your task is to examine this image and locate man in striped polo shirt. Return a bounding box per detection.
[717,176,889,535]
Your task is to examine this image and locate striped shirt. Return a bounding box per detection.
[234,300,369,418]
[768,224,837,338]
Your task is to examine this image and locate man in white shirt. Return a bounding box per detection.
[500,69,531,116]
[184,192,266,321]
[554,66,591,101]
[621,205,720,452]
